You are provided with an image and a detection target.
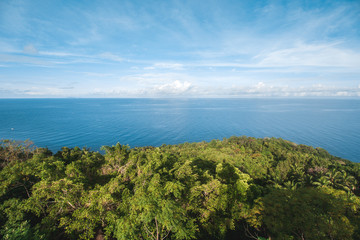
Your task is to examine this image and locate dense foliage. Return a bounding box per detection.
[0,137,359,240]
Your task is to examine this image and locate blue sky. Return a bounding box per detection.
[0,0,359,98]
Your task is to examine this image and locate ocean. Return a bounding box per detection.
[0,98,359,162]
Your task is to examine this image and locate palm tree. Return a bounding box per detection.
[313,169,358,194]
[338,170,357,193]
[283,180,301,190]
[312,175,331,188]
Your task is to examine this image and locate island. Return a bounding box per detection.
[1,136,359,240]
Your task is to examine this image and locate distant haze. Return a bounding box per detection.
[0,0,359,98]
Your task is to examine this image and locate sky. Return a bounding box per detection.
[0,0,359,98]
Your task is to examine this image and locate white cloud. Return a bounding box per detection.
[224,84,360,98]
[3,81,359,98]
[255,82,266,88]
[0,86,73,97]
[335,91,350,97]
[84,80,194,97]
[154,80,192,95]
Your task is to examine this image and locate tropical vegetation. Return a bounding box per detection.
[0,136,359,239]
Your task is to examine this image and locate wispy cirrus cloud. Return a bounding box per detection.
[79,72,114,77]
[98,52,124,62]
[39,50,124,63]
[0,47,125,66]
[39,51,79,57]
[181,42,360,73]
[255,43,360,68]
[144,62,184,70]
[0,53,51,66]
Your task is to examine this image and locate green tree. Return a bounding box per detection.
[262,187,357,240]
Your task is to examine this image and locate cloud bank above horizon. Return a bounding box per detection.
[0,0,359,98]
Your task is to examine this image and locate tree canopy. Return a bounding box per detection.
[0,137,359,240]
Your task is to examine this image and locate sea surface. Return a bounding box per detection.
[0,98,359,162]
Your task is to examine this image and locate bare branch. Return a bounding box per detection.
[22,184,31,198]
[67,201,76,209]
[144,224,156,240]
[243,223,260,240]
[161,229,171,240]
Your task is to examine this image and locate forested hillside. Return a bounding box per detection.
[1,136,359,240]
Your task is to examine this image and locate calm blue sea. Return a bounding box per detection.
[0,98,359,162]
